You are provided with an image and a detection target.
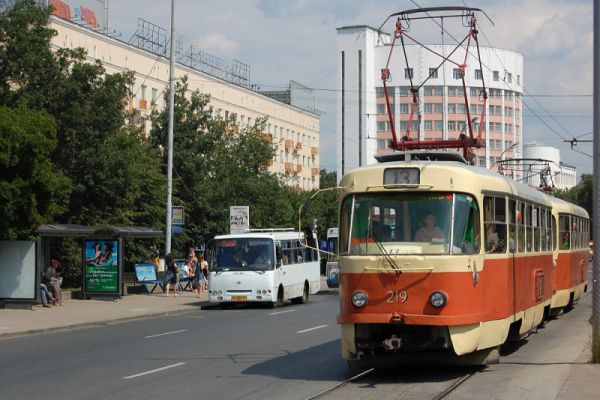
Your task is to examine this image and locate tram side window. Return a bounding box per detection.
[574,218,581,249]
[533,207,540,252]
[525,204,533,252]
[508,199,517,253]
[552,215,557,251]
[454,194,480,255]
[540,209,548,251]
[517,202,526,253]
[483,196,506,253]
[559,215,570,250]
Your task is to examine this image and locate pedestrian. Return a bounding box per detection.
[40,283,54,308]
[196,254,209,297]
[43,259,62,305]
[164,253,179,297]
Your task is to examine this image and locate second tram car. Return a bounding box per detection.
[336,153,589,369]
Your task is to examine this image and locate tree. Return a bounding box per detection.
[0,105,71,239]
[555,174,593,221]
[150,77,299,252]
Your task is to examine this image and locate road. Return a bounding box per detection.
[0,277,597,400]
[0,291,346,400]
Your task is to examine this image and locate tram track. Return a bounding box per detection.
[304,367,478,400]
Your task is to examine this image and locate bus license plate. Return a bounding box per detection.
[231,296,247,301]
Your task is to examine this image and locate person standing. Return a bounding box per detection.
[196,254,209,297]
[44,259,62,305]
[164,253,179,297]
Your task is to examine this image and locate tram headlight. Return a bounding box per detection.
[429,291,447,308]
[351,291,368,308]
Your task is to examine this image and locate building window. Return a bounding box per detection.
[424,86,433,96]
[433,86,443,96]
[517,75,521,85]
[399,103,409,114]
[457,103,466,113]
[448,87,456,97]
[151,88,158,104]
[377,121,388,131]
[377,139,387,149]
[434,120,443,131]
[447,104,456,114]
[404,68,413,79]
[376,87,385,98]
[453,68,462,79]
[470,87,481,97]
[434,103,443,113]
[377,104,386,114]
[429,68,438,79]
[507,72,512,83]
[475,69,482,80]
[424,103,433,114]
[141,85,147,100]
[399,86,409,97]
[448,121,456,131]
[493,71,499,81]
[424,120,433,131]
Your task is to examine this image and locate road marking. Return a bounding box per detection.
[123,362,186,380]
[297,324,328,334]
[144,329,186,339]
[269,309,296,315]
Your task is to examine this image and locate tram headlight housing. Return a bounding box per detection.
[429,291,447,308]
[351,291,368,308]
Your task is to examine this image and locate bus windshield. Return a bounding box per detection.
[213,238,275,272]
[339,192,480,256]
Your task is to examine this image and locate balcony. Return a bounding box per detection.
[296,165,303,173]
[284,139,294,152]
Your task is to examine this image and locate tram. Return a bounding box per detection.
[336,152,589,369]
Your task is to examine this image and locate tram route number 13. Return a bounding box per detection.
[386,290,408,303]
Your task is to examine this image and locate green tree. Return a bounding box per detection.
[555,174,593,221]
[150,77,299,252]
[0,105,71,239]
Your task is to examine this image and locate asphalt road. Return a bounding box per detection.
[0,291,346,400]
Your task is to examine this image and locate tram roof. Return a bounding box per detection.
[340,160,583,212]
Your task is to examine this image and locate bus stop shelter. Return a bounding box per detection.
[0,224,161,308]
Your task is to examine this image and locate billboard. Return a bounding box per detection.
[46,0,107,30]
[84,239,118,293]
[230,206,249,234]
[0,241,36,300]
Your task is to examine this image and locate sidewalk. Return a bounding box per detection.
[0,289,208,338]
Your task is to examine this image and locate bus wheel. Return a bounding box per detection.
[292,282,309,304]
[271,286,284,308]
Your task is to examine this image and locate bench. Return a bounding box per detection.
[175,261,193,291]
[134,263,164,294]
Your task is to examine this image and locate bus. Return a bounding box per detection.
[325,228,339,288]
[207,229,321,308]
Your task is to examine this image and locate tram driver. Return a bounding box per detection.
[415,213,445,242]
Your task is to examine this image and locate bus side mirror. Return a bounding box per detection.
[276,245,283,267]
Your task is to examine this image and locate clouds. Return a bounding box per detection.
[108,0,593,174]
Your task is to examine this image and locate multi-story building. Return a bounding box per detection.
[522,142,577,190]
[44,4,320,190]
[336,25,523,179]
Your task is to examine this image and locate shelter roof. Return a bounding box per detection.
[36,224,162,238]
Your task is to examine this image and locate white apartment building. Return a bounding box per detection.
[522,142,577,190]
[336,25,523,179]
[47,14,320,190]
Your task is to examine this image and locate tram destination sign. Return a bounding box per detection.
[384,168,420,186]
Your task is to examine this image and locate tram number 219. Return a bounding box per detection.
[386,290,408,304]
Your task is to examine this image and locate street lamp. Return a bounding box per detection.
[165,0,176,255]
[500,141,519,160]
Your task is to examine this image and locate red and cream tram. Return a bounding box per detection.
[336,153,589,369]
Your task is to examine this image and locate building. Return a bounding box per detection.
[336,25,523,179]
[43,2,320,190]
[522,142,577,190]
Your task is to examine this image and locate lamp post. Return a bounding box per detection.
[500,141,519,160]
[165,0,176,255]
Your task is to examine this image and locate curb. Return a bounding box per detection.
[0,307,201,339]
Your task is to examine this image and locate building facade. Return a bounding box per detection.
[336,25,523,179]
[47,15,321,190]
[522,142,577,190]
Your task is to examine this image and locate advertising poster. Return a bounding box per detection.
[230,206,249,234]
[84,240,118,293]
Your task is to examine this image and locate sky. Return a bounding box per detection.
[108,0,593,176]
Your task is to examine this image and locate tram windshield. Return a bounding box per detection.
[339,192,480,255]
[213,238,275,272]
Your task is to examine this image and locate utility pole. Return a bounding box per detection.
[165,0,176,256]
[593,0,600,363]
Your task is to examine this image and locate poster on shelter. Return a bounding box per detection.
[84,240,118,293]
